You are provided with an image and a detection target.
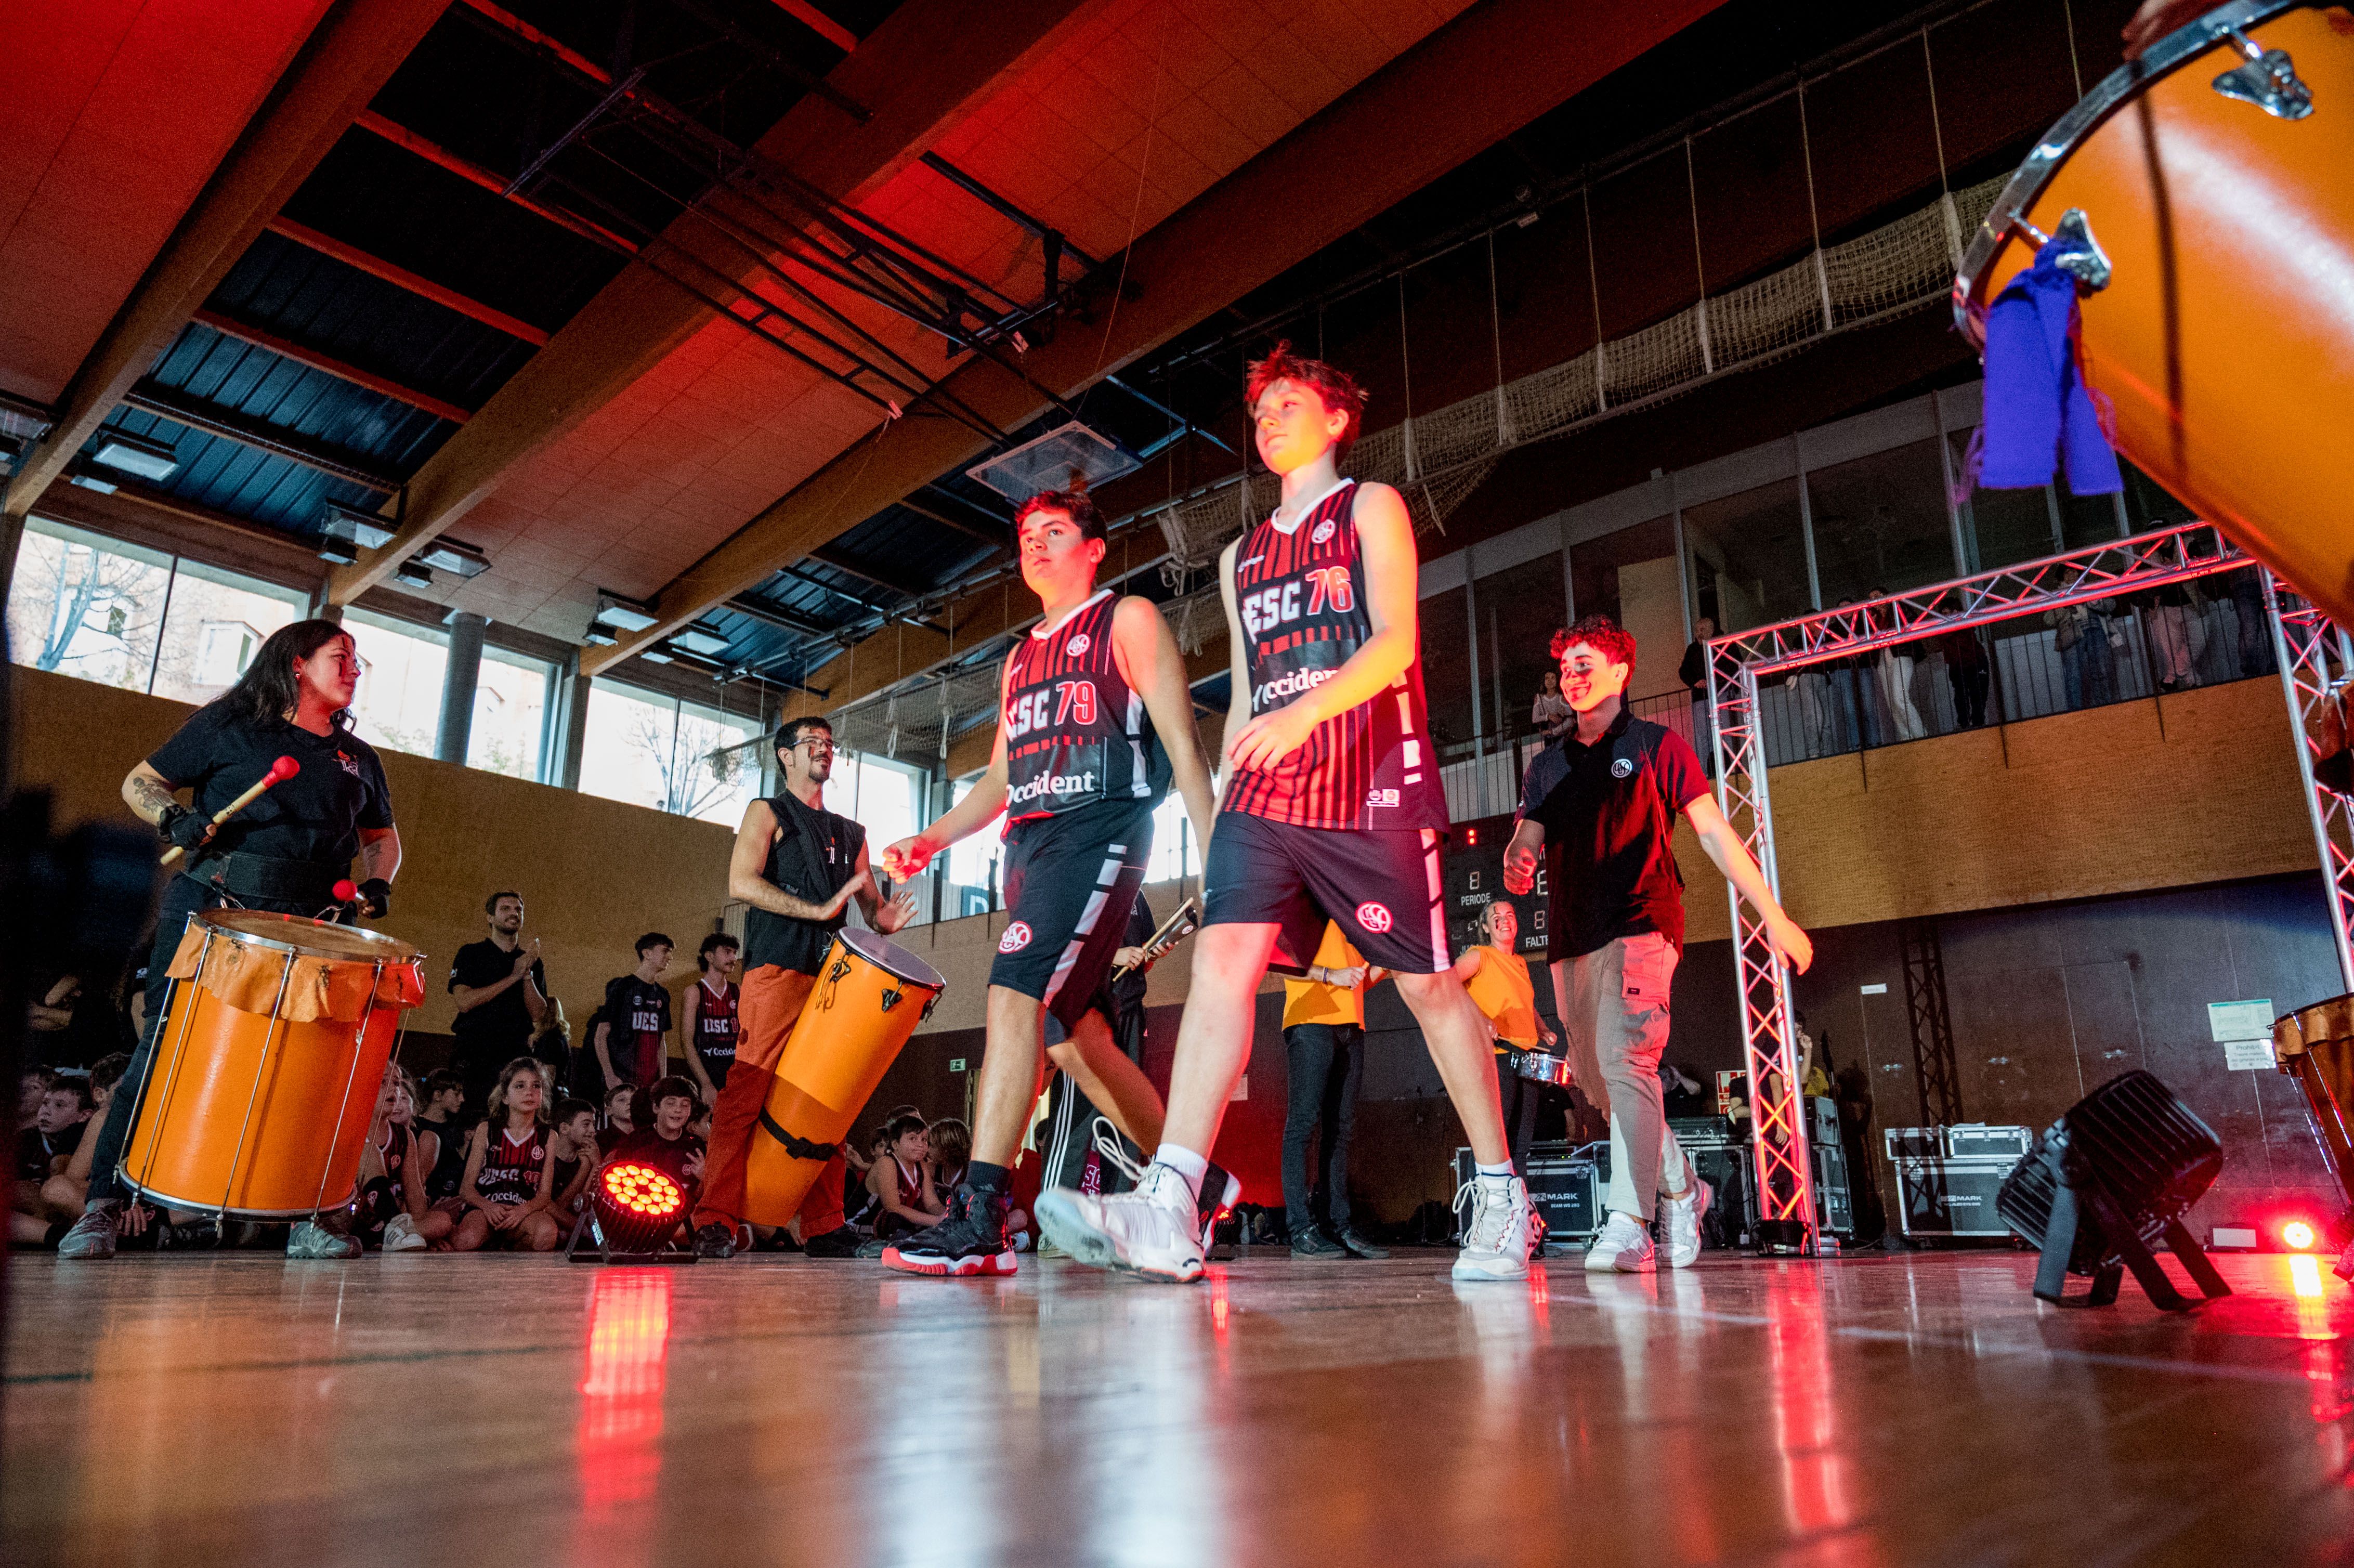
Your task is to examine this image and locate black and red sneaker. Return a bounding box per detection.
[883,1183,1017,1278]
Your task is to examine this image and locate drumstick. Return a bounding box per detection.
[159,755,299,866]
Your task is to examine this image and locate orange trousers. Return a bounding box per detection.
[694,964,846,1237]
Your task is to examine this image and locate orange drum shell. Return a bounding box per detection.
[1973,6,2354,629]
[123,981,399,1219]
[740,939,941,1228]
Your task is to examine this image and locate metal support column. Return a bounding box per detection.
[1900,917,1963,1126]
[436,611,488,764]
[2266,572,2354,992]
[552,652,593,791]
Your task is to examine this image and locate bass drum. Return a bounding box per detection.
[123,910,425,1219]
[1953,1,2354,628]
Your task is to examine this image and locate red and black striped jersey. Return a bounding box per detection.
[1002,589,1169,822]
[475,1123,546,1205]
[1220,479,1449,832]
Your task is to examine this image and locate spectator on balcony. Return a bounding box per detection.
[2145,582,2207,691]
[1939,626,1991,729]
[1679,617,1719,772]
[2044,600,2117,711]
[1531,670,1573,741]
[2228,567,2277,679]
[1868,592,1928,742]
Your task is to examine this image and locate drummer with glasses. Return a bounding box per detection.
[1455,899,1555,1171]
[688,716,915,1260]
[60,619,400,1262]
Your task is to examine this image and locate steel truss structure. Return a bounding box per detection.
[1705,519,2354,1250]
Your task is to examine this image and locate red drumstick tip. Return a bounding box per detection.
[269,755,300,782]
[333,880,359,903]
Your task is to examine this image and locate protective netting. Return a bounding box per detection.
[1154,175,2003,578]
[835,175,2005,748]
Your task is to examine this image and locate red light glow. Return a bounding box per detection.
[603,1164,683,1219]
[2286,1220,2319,1252]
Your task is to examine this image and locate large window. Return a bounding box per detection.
[344,609,448,757]
[835,751,920,858]
[1145,788,1208,885]
[7,519,172,691]
[152,558,305,705]
[1682,481,1808,632]
[580,682,761,823]
[1951,426,2056,572]
[1570,514,1681,702]
[945,775,1002,918]
[1419,584,1473,749]
[1476,551,1566,745]
[470,647,552,780]
[1806,437,1957,606]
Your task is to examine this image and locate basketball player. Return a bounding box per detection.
[878,478,1218,1278]
[689,716,912,1259]
[1038,345,1535,1284]
[683,933,741,1106]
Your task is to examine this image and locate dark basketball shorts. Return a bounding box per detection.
[1201,812,1450,975]
[988,797,1155,1031]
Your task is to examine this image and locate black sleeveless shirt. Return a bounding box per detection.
[742,791,866,975]
[1002,590,1169,821]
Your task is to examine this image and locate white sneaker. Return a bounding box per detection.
[1660,1179,1711,1269]
[1585,1212,1656,1273]
[1450,1174,1536,1281]
[382,1212,427,1252]
[1035,1162,1206,1284]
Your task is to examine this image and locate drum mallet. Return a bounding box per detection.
[159,755,299,866]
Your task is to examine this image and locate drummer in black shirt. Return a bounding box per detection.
[60,619,399,1261]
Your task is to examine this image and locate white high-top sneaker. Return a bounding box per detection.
[1659,1178,1713,1269]
[1035,1161,1207,1284]
[1585,1211,1656,1273]
[1450,1173,1537,1281]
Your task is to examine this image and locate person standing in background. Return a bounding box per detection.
[1939,626,1991,729]
[1279,921,1385,1260]
[1679,616,1718,771]
[1869,592,1928,742]
[1455,899,1556,1172]
[592,935,676,1093]
[448,892,548,1114]
[683,934,741,1108]
[1531,669,1573,741]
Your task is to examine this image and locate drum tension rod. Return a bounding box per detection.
[2004,207,2113,294]
[2213,28,2314,121]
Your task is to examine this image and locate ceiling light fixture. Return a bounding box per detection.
[395,560,434,587]
[594,590,660,633]
[669,628,731,658]
[417,537,491,579]
[91,428,179,481]
[315,535,359,566]
[320,502,397,551]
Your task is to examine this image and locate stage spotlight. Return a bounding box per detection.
[1996,1069,2231,1312]
[567,1162,695,1264]
[2285,1220,2319,1252]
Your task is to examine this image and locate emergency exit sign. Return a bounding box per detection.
[949,1059,966,1072]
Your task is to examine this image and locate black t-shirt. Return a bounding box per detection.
[147,704,393,867]
[1515,709,1709,959]
[448,939,546,1062]
[742,792,865,975]
[606,1125,703,1192]
[601,976,671,1086]
[16,1121,82,1179]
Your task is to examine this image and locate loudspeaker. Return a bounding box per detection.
[1453,1143,1601,1243]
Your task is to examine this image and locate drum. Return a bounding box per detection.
[123,910,425,1219]
[1952,1,2354,629]
[740,927,945,1227]
[2274,992,2354,1205]
[1509,1049,1574,1089]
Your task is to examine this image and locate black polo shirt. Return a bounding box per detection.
[1514,707,1709,959]
[448,939,547,1065]
[147,703,393,866]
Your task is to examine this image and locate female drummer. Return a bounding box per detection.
[1454,900,1558,1171]
[451,1057,560,1253]
[59,619,400,1262]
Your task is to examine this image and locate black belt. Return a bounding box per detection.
[756,1108,836,1162]
[179,850,343,905]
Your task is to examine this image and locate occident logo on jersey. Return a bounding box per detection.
[1355,901,1393,934]
[1365,787,1401,808]
[1065,633,1090,656]
[998,921,1033,953]
[1006,769,1098,807]
[1253,665,1338,711]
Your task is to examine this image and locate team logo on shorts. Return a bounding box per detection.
[1355,901,1393,934]
[1611,757,1635,778]
[1065,633,1090,655]
[998,922,1034,953]
[1312,519,1336,544]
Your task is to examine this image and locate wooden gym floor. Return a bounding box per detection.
[4,1247,2350,1566]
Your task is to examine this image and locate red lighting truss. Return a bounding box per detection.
[1703,521,2353,1252]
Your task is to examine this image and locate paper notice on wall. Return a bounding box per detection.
[2208,1000,2275,1042]
[2224,1038,2277,1071]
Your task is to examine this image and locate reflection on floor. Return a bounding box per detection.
[5,1249,2351,1565]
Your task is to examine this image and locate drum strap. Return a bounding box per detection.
[179,851,342,904]
[756,1108,837,1162]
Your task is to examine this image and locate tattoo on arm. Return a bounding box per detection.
[128,775,178,826]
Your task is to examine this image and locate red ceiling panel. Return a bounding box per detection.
[0,0,335,404]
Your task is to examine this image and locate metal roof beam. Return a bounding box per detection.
[191,308,474,425]
[264,216,551,344]
[326,0,1096,607]
[352,110,639,254]
[121,383,408,493]
[2,0,452,533]
[585,0,1731,678]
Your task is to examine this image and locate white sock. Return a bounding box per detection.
[1475,1159,1514,1182]
[1154,1144,1208,1204]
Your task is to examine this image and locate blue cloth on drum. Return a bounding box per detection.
[1979,240,2123,498]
